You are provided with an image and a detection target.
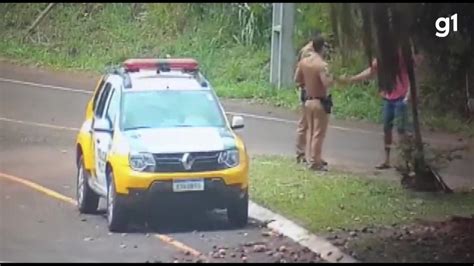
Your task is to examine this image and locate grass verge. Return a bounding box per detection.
[249,155,474,233]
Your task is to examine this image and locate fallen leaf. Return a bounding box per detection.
[83,237,93,242]
[253,244,266,253]
[262,219,276,226]
[243,242,254,247]
[218,248,226,256]
[120,244,126,249]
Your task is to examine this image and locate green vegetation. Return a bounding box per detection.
[0,3,472,135]
[249,155,474,232]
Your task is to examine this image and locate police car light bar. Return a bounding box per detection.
[123,58,199,73]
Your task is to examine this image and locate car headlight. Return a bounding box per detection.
[129,152,155,172]
[218,149,239,168]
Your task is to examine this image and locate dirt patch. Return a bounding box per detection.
[322,215,474,262]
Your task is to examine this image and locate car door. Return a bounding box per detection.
[87,75,108,120]
[91,82,113,188]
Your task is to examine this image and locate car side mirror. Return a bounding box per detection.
[231,115,244,130]
[93,118,113,134]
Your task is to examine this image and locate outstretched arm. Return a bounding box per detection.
[348,66,376,83]
[339,59,377,85]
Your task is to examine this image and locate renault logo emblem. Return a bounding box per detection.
[181,153,194,170]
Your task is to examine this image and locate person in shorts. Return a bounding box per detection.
[340,49,422,169]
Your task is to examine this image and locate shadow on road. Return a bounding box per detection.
[98,208,261,234]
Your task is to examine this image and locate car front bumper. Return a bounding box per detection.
[119,178,247,211]
[112,161,249,195]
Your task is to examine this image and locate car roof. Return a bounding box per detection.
[122,70,209,92]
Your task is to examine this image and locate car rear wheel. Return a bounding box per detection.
[227,191,249,228]
[107,171,128,232]
[76,155,99,213]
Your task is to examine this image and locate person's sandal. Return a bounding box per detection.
[296,155,307,164]
[375,162,391,170]
[308,164,328,172]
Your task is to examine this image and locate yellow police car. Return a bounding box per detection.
[75,58,249,232]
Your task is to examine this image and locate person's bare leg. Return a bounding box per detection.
[377,99,394,169]
[384,130,392,166]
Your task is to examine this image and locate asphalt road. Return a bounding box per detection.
[0,61,472,262]
[0,62,324,263]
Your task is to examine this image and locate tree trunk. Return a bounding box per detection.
[402,42,452,193]
[403,48,425,166]
[401,43,431,184]
[23,3,57,41]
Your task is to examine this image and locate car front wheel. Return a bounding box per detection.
[76,155,99,213]
[107,171,128,232]
[227,191,249,228]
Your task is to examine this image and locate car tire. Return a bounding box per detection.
[106,171,128,232]
[76,155,99,214]
[227,191,249,228]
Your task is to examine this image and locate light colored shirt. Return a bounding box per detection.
[294,52,332,98]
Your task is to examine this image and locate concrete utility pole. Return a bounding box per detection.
[270,3,295,89]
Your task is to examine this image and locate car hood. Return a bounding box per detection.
[123,127,236,154]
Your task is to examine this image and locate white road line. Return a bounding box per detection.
[0,76,379,135]
[0,77,92,94]
[227,111,379,135]
[0,117,79,131]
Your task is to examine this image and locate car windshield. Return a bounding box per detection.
[121,90,226,130]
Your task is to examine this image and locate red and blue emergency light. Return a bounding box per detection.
[123,58,199,73]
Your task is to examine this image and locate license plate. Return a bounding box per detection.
[172,179,205,192]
